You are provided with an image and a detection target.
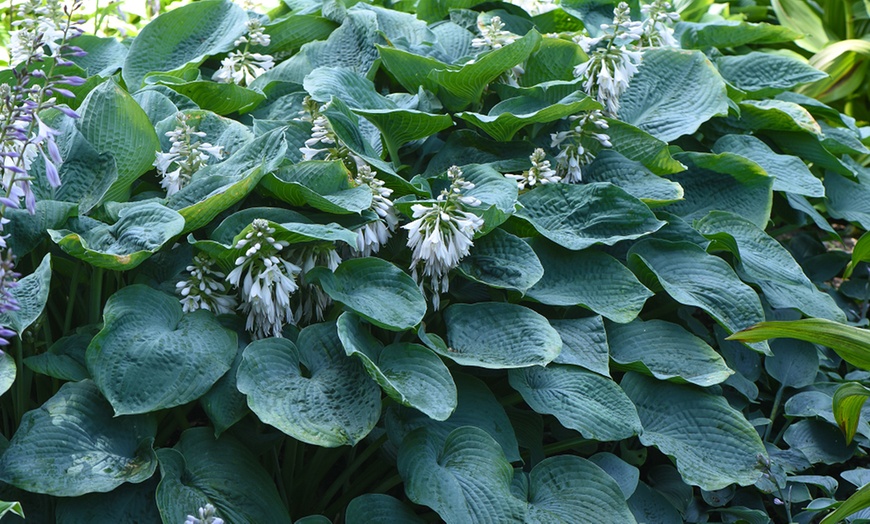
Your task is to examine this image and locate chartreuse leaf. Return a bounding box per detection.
[155,428,291,524]
[512,455,637,523]
[442,302,561,369]
[844,231,870,278]
[605,319,733,387]
[0,502,23,519]
[236,323,381,447]
[676,20,802,49]
[832,383,870,444]
[398,426,526,522]
[715,52,827,95]
[456,92,599,142]
[584,151,684,206]
[311,258,426,331]
[155,77,266,115]
[800,39,870,104]
[695,211,845,321]
[0,380,157,497]
[711,134,823,197]
[526,239,652,323]
[622,373,767,491]
[509,365,642,441]
[771,0,832,53]
[618,48,728,142]
[345,494,424,524]
[458,229,543,292]
[122,0,247,88]
[168,128,288,233]
[337,313,456,421]
[86,285,236,415]
[516,183,665,251]
[520,37,586,86]
[76,79,160,202]
[603,119,685,176]
[0,253,51,334]
[263,14,338,55]
[628,239,769,354]
[820,480,870,524]
[261,161,373,214]
[728,319,870,371]
[49,203,184,271]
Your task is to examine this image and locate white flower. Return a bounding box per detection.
[353,164,398,256]
[235,18,271,48]
[176,255,237,315]
[550,110,611,183]
[185,503,224,524]
[506,148,561,190]
[288,243,341,324]
[403,166,484,309]
[640,0,681,48]
[471,16,517,50]
[506,0,557,16]
[212,51,274,86]
[154,113,223,196]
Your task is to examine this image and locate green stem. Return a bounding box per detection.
[321,435,387,507]
[764,385,785,442]
[63,263,81,334]
[89,267,103,325]
[272,447,291,510]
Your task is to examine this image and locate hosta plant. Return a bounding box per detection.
[1,0,870,523]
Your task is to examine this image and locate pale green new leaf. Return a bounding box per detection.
[509,365,642,441]
[844,231,870,278]
[0,380,157,497]
[622,373,767,491]
[833,382,870,444]
[236,324,381,447]
[771,0,832,53]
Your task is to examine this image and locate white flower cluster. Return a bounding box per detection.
[185,503,224,524]
[213,18,274,86]
[573,2,643,116]
[506,148,561,190]
[153,113,223,196]
[471,16,517,50]
[9,0,68,67]
[404,166,484,309]
[353,163,398,256]
[176,255,237,315]
[227,219,301,339]
[288,243,341,325]
[640,0,681,48]
[550,110,611,183]
[506,0,557,16]
[300,114,336,161]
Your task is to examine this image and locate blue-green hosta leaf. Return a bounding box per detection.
[618,48,728,142]
[765,339,819,389]
[676,20,802,49]
[695,211,845,321]
[122,0,247,88]
[589,452,639,499]
[605,319,733,387]
[456,92,599,142]
[526,239,652,323]
[0,380,157,497]
[423,129,534,176]
[0,253,51,334]
[515,183,665,250]
[86,286,236,415]
[155,78,266,115]
[458,229,543,292]
[354,108,454,159]
[520,37,586,86]
[628,482,683,524]
[311,258,426,331]
[385,373,520,462]
[711,134,823,197]
[4,200,77,258]
[666,152,773,229]
[345,494,425,524]
[715,52,827,94]
[236,324,381,447]
[783,419,856,465]
[603,119,686,175]
[825,163,870,230]
[200,334,248,437]
[549,317,609,376]
[263,14,338,55]
[55,477,160,524]
[460,163,519,233]
[584,151,684,206]
[768,129,856,178]
[337,313,456,421]
[398,426,525,523]
[70,34,128,77]
[738,99,822,134]
[512,455,637,523]
[49,203,184,271]
[168,128,288,233]
[155,428,291,524]
[0,352,14,397]
[628,239,769,354]
[509,365,642,441]
[303,66,393,109]
[76,79,161,202]
[442,302,561,369]
[261,161,372,214]
[24,332,90,382]
[622,373,767,491]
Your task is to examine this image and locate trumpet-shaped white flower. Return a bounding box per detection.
[227,219,300,339]
[213,17,274,86]
[472,16,517,50]
[176,255,237,315]
[185,504,224,524]
[288,243,341,325]
[234,18,270,48]
[403,166,484,309]
[353,164,398,256]
[640,0,681,48]
[300,115,336,161]
[154,113,223,196]
[506,148,561,190]
[550,110,611,183]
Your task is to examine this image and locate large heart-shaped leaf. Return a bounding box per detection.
[55,477,161,524]
[337,313,456,421]
[0,380,157,497]
[311,257,427,331]
[236,323,381,447]
[622,373,767,491]
[155,428,291,524]
[49,203,184,271]
[345,494,424,524]
[0,253,51,334]
[526,239,652,323]
[605,319,733,387]
[458,229,544,292]
[509,365,642,441]
[442,302,561,369]
[584,150,684,206]
[122,0,247,88]
[260,161,373,214]
[549,317,610,376]
[86,285,237,415]
[515,183,665,251]
[618,48,728,141]
[715,52,826,94]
